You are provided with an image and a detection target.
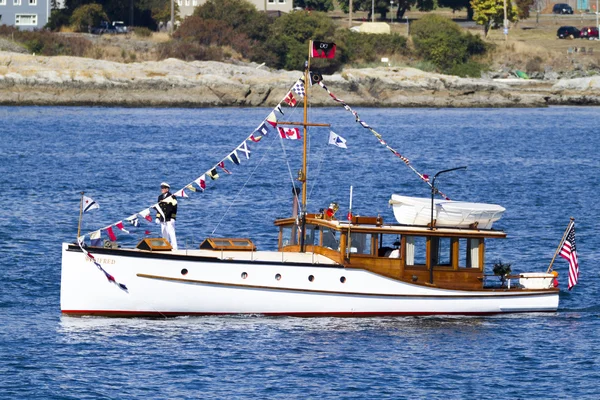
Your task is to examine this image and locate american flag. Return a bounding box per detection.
[559,221,579,290]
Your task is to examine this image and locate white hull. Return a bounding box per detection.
[61,244,559,316]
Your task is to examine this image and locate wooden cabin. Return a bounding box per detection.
[274,215,507,290]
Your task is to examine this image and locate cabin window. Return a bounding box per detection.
[459,238,481,268]
[405,236,426,266]
[322,226,339,250]
[304,224,319,246]
[378,234,401,258]
[430,237,452,267]
[281,225,296,247]
[349,232,373,255]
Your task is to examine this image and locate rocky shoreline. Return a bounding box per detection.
[1,51,599,108]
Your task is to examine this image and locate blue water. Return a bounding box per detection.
[1,105,599,399]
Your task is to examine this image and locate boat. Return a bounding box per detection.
[61,41,560,317]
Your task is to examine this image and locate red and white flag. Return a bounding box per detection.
[139,208,153,222]
[278,127,301,140]
[218,161,232,174]
[283,92,297,107]
[115,221,129,234]
[559,220,580,290]
[194,175,206,191]
[105,226,117,241]
[174,188,189,198]
[266,111,278,127]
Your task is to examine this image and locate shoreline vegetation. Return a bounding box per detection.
[2,0,600,108]
[1,51,599,108]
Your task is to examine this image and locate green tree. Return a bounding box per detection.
[411,14,487,74]
[515,0,534,19]
[293,0,335,12]
[263,11,338,71]
[70,3,108,32]
[471,0,517,37]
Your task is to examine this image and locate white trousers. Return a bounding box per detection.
[160,220,178,250]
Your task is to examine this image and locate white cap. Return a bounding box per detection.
[160,182,170,188]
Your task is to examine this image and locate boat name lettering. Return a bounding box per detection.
[86,257,116,265]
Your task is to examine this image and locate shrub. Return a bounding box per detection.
[334,30,408,64]
[70,3,108,32]
[134,26,153,38]
[157,41,224,61]
[193,0,271,42]
[10,31,92,56]
[45,9,71,31]
[411,15,489,74]
[446,60,487,77]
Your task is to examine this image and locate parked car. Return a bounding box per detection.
[552,3,574,14]
[112,21,128,34]
[90,21,117,35]
[580,26,599,40]
[557,26,580,39]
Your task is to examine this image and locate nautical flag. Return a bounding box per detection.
[229,152,240,165]
[328,131,347,149]
[560,221,579,290]
[90,230,102,247]
[115,221,129,234]
[238,142,251,159]
[82,195,99,213]
[218,161,232,175]
[278,127,301,140]
[254,122,271,137]
[139,208,153,222]
[186,184,197,192]
[105,226,117,241]
[194,175,207,190]
[125,214,139,227]
[208,168,219,180]
[293,79,305,98]
[310,72,323,86]
[174,188,189,198]
[249,134,263,143]
[311,41,336,59]
[266,111,278,127]
[275,104,284,115]
[284,91,297,107]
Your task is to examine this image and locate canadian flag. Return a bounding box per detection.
[278,127,301,140]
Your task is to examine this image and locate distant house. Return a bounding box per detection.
[177,0,292,19]
[0,0,50,30]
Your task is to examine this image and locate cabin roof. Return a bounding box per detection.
[274,217,507,238]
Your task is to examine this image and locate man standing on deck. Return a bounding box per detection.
[157,182,178,250]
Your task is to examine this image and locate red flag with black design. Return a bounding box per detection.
[311,41,336,59]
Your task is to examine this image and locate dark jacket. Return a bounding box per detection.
[157,192,177,222]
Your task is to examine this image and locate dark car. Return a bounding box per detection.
[580,26,599,39]
[553,3,574,14]
[557,26,580,39]
[90,21,117,35]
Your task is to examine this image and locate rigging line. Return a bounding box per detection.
[210,132,280,237]
[307,130,328,201]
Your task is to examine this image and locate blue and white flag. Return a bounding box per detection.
[82,195,99,213]
[328,131,347,149]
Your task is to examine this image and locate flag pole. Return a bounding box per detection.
[299,41,311,253]
[77,191,84,240]
[546,217,575,273]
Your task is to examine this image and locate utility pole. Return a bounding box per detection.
[349,0,353,28]
[503,0,508,41]
[372,0,375,22]
[170,0,174,35]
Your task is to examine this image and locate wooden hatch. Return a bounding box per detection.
[136,238,173,251]
[200,238,256,251]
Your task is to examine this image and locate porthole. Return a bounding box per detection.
[181,268,188,275]
[308,275,315,282]
[241,272,248,279]
[275,273,282,281]
[340,276,346,283]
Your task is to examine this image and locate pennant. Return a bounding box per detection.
[275,104,284,115]
[283,91,297,107]
[153,203,165,220]
[139,208,153,222]
[266,111,277,127]
[218,161,232,175]
[82,195,99,213]
[90,230,102,247]
[228,152,240,165]
[249,134,263,142]
[208,168,219,180]
[278,127,301,140]
[194,175,207,190]
[328,131,347,149]
[311,41,336,59]
[145,230,151,235]
[186,184,197,192]
[310,71,323,86]
[105,226,117,241]
[292,79,305,98]
[174,188,189,198]
[238,142,251,159]
[125,214,139,227]
[115,221,129,234]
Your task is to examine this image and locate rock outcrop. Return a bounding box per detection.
[1,51,599,107]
